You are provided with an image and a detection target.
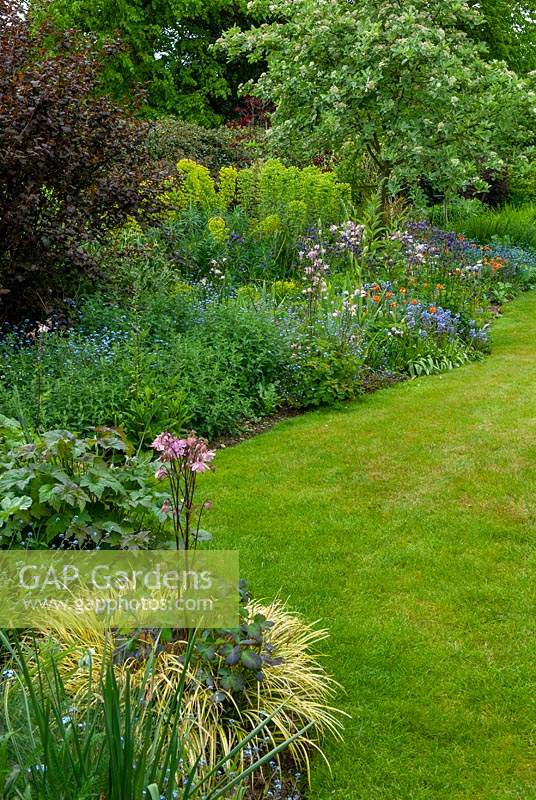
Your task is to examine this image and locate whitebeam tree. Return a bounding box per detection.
[220,0,536,207]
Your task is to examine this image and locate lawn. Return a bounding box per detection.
[209,290,536,800]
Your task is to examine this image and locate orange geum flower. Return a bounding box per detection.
[410,298,418,305]
[399,287,406,294]
[385,291,393,298]
[389,301,397,308]
[436,283,445,289]
[372,294,380,303]
[429,306,437,313]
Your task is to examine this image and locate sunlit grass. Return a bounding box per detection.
[452,202,536,249]
[208,292,536,799]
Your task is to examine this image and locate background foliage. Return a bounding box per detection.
[220,0,536,209]
[30,0,265,125]
[0,0,158,320]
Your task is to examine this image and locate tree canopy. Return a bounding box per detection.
[473,1,536,72]
[29,0,263,125]
[220,0,536,204]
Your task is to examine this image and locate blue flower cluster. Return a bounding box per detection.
[469,320,490,343]
[65,326,130,363]
[405,303,461,338]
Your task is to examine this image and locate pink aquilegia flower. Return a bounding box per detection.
[151,432,188,462]
[188,440,215,473]
[191,458,211,473]
[151,432,175,453]
[151,431,215,551]
[168,438,188,459]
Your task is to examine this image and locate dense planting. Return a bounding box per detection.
[1,0,535,798]
[1,208,534,443]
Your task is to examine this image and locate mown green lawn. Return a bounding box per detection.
[208,291,536,800]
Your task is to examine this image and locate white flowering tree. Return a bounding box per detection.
[220,0,536,207]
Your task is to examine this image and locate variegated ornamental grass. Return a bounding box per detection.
[16,600,345,788]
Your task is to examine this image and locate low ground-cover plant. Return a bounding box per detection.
[0,298,289,442]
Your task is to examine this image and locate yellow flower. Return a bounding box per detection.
[207,217,229,243]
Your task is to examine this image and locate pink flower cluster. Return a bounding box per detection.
[151,432,215,474]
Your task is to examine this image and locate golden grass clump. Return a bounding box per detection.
[26,599,345,784]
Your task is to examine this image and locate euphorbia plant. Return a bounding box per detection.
[151,432,215,551]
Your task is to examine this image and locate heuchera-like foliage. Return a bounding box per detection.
[0,0,158,321]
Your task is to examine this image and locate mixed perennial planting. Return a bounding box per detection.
[1,0,536,793]
[1,204,534,439]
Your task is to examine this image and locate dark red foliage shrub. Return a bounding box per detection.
[228,95,273,129]
[0,0,159,320]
